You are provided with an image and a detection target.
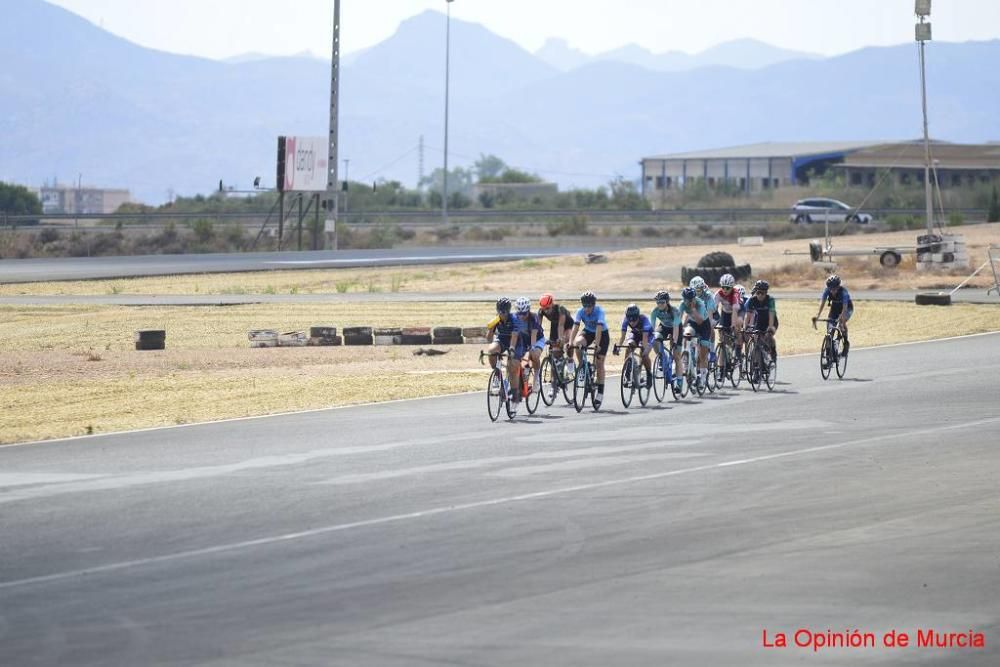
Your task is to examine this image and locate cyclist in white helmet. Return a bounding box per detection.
[690,275,719,366]
[515,296,546,392]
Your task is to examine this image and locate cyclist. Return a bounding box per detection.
[613,303,654,388]
[570,291,609,407]
[690,276,719,365]
[486,297,528,415]
[649,290,683,390]
[538,292,576,375]
[813,274,853,358]
[678,286,711,390]
[515,296,546,392]
[714,273,743,369]
[745,280,778,360]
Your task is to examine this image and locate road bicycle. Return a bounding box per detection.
[679,325,706,398]
[480,349,539,421]
[539,341,574,407]
[613,343,651,408]
[713,324,742,389]
[652,335,682,402]
[813,317,848,380]
[744,329,777,392]
[573,344,602,413]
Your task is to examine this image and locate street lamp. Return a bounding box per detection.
[916,0,933,233]
[442,0,454,225]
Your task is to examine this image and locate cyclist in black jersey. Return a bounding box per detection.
[539,292,576,374]
[745,280,778,358]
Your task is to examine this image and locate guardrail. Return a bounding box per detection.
[0,207,988,229]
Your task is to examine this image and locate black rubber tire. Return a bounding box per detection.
[540,357,557,407]
[915,292,952,306]
[620,356,634,408]
[400,334,433,345]
[487,369,504,422]
[310,326,337,338]
[820,335,833,380]
[698,251,736,268]
[342,326,373,337]
[431,337,464,345]
[734,264,753,281]
[135,339,165,351]
[879,251,902,268]
[343,335,374,346]
[433,327,462,339]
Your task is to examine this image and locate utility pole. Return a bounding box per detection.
[442,0,454,224]
[916,0,934,233]
[343,158,350,221]
[325,0,341,250]
[418,135,425,192]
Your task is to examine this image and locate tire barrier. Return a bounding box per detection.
[342,326,374,346]
[135,329,166,351]
[401,326,433,346]
[307,335,342,346]
[462,326,488,338]
[432,327,464,345]
[277,331,307,347]
[248,330,278,348]
[915,292,952,306]
[374,328,403,345]
[698,251,736,268]
[681,263,752,287]
[309,326,337,339]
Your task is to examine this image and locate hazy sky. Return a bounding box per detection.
[47,0,1000,60]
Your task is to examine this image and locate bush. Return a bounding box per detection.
[947,213,965,227]
[989,184,1000,223]
[546,214,589,237]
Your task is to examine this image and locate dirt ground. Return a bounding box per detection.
[1,223,997,297]
[2,299,1000,445]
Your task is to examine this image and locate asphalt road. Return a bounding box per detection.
[2,333,999,665]
[0,289,996,306]
[0,246,602,283]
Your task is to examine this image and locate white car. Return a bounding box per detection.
[789,198,872,224]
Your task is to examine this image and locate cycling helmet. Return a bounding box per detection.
[720,273,735,288]
[681,287,697,301]
[580,291,597,307]
[654,290,670,302]
[752,279,769,294]
[826,274,842,289]
[625,303,641,320]
[515,297,531,314]
[539,293,555,309]
[683,324,696,338]
[735,285,747,300]
[689,276,706,291]
[495,297,511,314]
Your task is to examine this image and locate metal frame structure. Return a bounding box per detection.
[325,0,341,250]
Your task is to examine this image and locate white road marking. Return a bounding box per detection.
[3,415,998,592]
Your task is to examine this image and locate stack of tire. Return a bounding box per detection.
[680,252,752,288]
[135,329,166,350]
[432,327,464,345]
[342,326,374,346]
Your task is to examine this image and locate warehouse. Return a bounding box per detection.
[640,140,1000,201]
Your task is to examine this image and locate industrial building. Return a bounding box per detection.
[35,183,132,215]
[640,141,1000,201]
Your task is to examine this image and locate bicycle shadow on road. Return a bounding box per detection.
[833,377,874,383]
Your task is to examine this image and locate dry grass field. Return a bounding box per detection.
[2,299,1000,445]
[1,223,997,297]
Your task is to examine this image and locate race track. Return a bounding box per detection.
[2,333,999,665]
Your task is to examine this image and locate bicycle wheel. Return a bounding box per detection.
[728,342,742,389]
[637,362,651,406]
[834,331,848,379]
[540,357,558,406]
[524,366,540,415]
[747,341,761,392]
[820,335,833,380]
[765,348,777,392]
[573,361,588,413]
[487,368,504,422]
[653,349,667,402]
[589,363,601,412]
[706,347,718,394]
[620,356,635,408]
[712,344,726,388]
[679,349,691,398]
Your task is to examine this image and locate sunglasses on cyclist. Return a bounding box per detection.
[655,300,667,306]
[721,286,732,291]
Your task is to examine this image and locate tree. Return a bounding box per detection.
[608,176,648,209]
[0,181,43,216]
[989,184,1000,223]
[474,154,507,181]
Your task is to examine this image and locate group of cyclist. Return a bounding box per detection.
[486,273,852,414]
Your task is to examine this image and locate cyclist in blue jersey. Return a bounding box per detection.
[678,286,712,389]
[486,297,528,414]
[613,303,655,388]
[515,296,547,392]
[649,290,683,389]
[813,274,854,357]
[570,291,609,407]
[690,275,719,364]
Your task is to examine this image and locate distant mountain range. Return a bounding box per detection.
[2,0,999,204]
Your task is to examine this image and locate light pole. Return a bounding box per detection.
[915,0,933,233]
[343,158,350,221]
[442,0,454,225]
[325,0,342,250]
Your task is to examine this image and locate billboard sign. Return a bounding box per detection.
[277,136,329,192]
